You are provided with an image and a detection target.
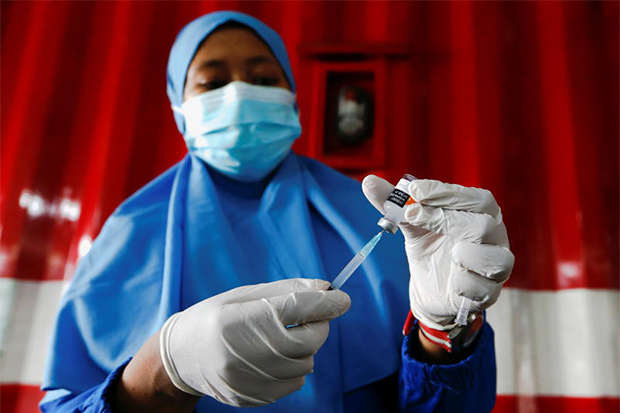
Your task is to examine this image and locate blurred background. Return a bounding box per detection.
[1,0,618,411]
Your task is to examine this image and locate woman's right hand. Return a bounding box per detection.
[159,278,350,407]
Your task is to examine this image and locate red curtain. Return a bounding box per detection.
[1,1,618,412]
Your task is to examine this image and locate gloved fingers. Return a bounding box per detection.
[270,376,306,401]
[283,321,330,358]
[408,179,500,218]
[362,174,428,240]
[237,376,306,407]
[221,296,334,359]
[361,174,393,214]
[452,242,514,283]
[451,269,502,310]
[217,306,316,379]
[267,289,350,327]
[224,278,330,304]
[405,203,508,245]
[259,355,315,380]
[219,325,314,382]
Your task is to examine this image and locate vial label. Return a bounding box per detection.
[387,178,414,208]
[387,188,410,207]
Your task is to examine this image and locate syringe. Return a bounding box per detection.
[330,174,415,290]
[456,296,472,326]
[330,231,385,290]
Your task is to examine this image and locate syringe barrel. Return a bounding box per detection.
[330,253,366,290]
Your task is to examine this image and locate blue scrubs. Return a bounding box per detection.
[40,154,496,412]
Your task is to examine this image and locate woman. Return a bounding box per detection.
[41,11,512,412]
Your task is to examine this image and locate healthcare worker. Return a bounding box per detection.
[41,11,513,413]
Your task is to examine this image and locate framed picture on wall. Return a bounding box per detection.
[308,60,387,170]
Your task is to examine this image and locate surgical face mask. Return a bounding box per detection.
[174,81,302,181]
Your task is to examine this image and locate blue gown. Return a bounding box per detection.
[40,153,496,412]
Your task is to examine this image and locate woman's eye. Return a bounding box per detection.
[200,80,227,90]
[253,77,278,87]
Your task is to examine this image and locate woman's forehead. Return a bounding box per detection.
[193,27,276,61]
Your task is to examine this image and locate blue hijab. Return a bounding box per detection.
[167,11,296,135]
[43,11,410,412]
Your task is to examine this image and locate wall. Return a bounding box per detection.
[1,1,618,411]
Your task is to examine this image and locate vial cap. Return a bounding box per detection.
[377,217,398,234]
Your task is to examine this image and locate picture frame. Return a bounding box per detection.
[308,60,387,170]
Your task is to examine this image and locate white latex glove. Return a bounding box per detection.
[362,175,514,330]
[160,278,350,407]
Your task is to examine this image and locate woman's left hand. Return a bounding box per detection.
[362,175,514,331]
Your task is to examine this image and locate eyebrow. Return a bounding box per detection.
[246,55,278,67]
[196,55,278,71]
[197,59,226,70]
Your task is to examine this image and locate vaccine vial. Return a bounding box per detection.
[377,174,416,234]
